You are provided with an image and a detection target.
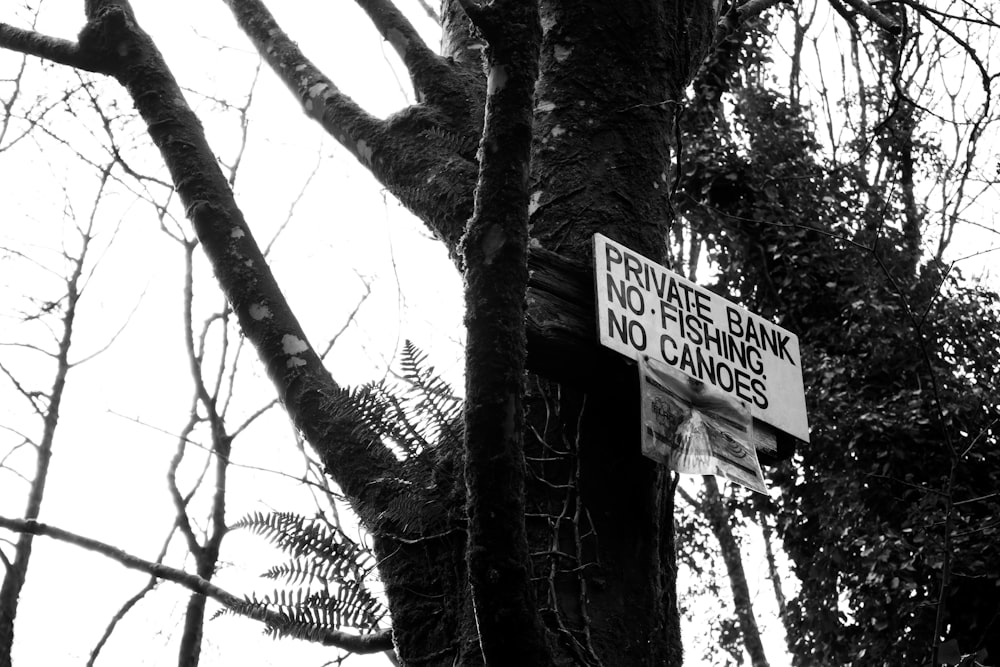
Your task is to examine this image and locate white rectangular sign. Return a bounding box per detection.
[595,233,809,442]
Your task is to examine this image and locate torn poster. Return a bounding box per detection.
[639,354,768,494]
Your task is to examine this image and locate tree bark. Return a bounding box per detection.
[460,1,549,664]
[758,505,794,656]
[515,4,715,664]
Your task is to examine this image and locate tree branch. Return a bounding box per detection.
[676,484,700,508]
[460,0,549,662]
[714,0,785,44]
[87,525,177,666]
[353,0,488,136]
[413,0,441,24]
[703,477,771,667]
[219,0,383,167]
[43,1,412,527]
[838,0,902,35]
[455,0,499,40]
[219,0,479,261]
[352,0,446,95]
[0,23,100,72]
[0,516,394,654]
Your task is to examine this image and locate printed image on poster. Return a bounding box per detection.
[640,355,768,494]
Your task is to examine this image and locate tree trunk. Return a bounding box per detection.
[702,477,770,667]
[513,3,714,665]
[0,240,82,667]
[380,2,718,664]
[758,505,795,656]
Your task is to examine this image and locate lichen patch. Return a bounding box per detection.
[281,334,309,354]
[357,139,373,165]
[249,303,272,320]
[528,191,543,217]
[481,224,505,264]
[488,65,509,96]
[540,12,557,34]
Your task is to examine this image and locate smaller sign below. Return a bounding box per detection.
[640,354,768,495]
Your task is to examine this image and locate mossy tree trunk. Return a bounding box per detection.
[0,1,724,664]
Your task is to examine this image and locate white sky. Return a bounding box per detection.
[1,1,996,666]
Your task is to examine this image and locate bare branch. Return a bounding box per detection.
[319,277,373,359]
[0,359,45,416]
[87,578,159,666]
[219,0,478,260]
[69,284,145,367]
[0,466,32,486]
[223,59,262,187]
[167,414,206,559]
[0,23,100,72]
[86,525,178,666]
[413,0,441,24]
[353,0,447,95]
[219,0,385,167]
[838,0,903,35]
[894,0,992,98]
[0,342,56,359]
[261,147,323,258]
[714,0,786,44]
[0,516,394,654]
[107,410,351,496]
[41,2,411,523]
[675,484,700,508]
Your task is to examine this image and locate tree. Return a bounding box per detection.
[672,7,1000,663]
[0,166,114,664]
[0,1,997,666]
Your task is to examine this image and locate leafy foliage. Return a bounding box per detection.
[675,16,1000,663]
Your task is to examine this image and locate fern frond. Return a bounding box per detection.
[398,340,463,447]
[231,512,376,576]
[222,583,387,636]
[317,341,461,460]
[263,555,366,587]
